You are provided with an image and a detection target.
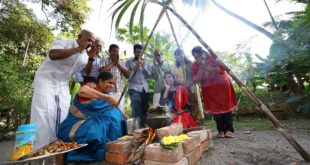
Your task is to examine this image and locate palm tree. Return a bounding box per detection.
[109,0,310,161]
[109,0,276,40]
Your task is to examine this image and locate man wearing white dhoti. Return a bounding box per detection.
[30,30,96,149]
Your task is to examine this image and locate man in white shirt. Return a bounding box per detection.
[30,30,96,149]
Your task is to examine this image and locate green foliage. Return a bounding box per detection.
[0,1,53,129]
[0,54,44,128]
[266,2,310,113]
[0,1,54,57]
[110,0,149,42]
[32,0,91,34]
[117,24,176,64]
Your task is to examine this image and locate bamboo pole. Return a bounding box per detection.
[159,4,310,162]
[165,11,181,49]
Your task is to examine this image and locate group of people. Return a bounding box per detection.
[29,29,237,163]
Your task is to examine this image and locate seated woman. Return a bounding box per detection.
[159,71,198,129]
[58,71,123,163]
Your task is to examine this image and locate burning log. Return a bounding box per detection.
[126,128,157,165]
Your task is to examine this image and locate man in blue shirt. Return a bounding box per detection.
[124,44,151,128]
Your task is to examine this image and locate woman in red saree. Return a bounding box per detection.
[159,71,198,129]
[191,46,237,138]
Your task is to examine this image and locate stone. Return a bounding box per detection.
[105,150,131,165]
[206,129,213,140]
[106,140,132,153]
[181,136,201,154]
[157,123,183,139]
[185,147,201,165]
[208,139,214,149]
[144,157,188,165]
[144,143,184,163]
[133,128,150,139]
[187,130,208,142]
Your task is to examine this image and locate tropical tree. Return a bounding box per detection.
[0,1,54,130]
[264,1,310,112]
[109,0,278,42]
[22,0,91,34]
[117,23,176,64]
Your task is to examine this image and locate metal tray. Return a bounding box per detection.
[3,143,87,164]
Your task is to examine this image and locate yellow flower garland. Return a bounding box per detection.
[161,134,189,149]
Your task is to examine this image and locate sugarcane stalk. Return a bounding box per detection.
[165,11,181,49]
[194,84,204,119]
[160,4,310,162]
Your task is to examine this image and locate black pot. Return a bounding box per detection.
[146,116,170,129]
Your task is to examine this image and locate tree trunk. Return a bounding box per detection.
[22,33,32,66]
[163,4,310,162]
[211,0,273,39]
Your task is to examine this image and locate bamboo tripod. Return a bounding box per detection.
[117,0,310,162]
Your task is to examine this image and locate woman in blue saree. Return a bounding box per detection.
[58,71,123,162]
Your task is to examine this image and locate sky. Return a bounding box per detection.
[26,0,305,59]
[82,0,304,59]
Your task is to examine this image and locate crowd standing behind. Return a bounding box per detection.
[29,30,236,163]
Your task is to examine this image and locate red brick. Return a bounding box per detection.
[105,150,131,165]
[144,157,188,165]
[200,140,208,155]
[185,147,201,165]
[181,136,201,154]
[187,130,208,142]
[144,143,184,163]
[133,128,150,139]
[106,140,132,153]
[157,123,183,139]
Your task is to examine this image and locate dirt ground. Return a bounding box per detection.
[1,128,309,165]
[198,129,310,165]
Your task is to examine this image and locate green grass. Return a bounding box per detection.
[204,115,310,131]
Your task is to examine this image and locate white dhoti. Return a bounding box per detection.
[30,86,70,150]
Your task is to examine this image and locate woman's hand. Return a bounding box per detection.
[176,109,184,115]
[164,81,170,89]
[106,96,119,107]
[123,114,130,120]
[171,113,177,119]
